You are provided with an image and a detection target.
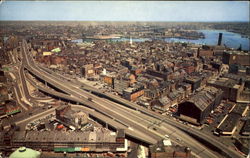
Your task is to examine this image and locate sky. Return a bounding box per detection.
[0,1,249,22]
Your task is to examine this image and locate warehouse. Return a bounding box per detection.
[1,129,125,153]
[178,87,223,124]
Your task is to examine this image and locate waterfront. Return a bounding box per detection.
[73,30,249,51]
[164,30,250,51]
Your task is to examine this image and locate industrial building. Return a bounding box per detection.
[178,87,223,124]
[0,129,126,153]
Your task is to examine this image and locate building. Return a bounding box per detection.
[103,75,115,87]
[149,144,193,158]
[184,76,201,92]
[217,33,223,46]
[208,77,244,102]
[123,85,144,101]
[146,69,169,81]
[113,79,129,95]
[198,49,214,57]
[222,51,250,66]
[216,104,248,136]
[56,105,88,129]
[229,103,249,117]
[151,96,172,112]
[144,88,161,100]
[241,119,250,136]
[228,64,249,75]
[42,51,52,56]
[234,138,250,155]
[178,87,223,124]
[81,64,95,78]
[216,113,241,136]
[1,129,126,153]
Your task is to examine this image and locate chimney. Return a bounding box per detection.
[217,33,223,46]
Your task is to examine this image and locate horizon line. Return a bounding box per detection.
[0,20,249,23]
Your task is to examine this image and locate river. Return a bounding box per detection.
[164,30,249,51]
[73,30,249,51]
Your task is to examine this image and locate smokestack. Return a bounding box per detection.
[217,33,223,46]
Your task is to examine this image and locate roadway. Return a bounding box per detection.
[25,73,160,143]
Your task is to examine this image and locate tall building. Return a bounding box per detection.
[217,33,223,46]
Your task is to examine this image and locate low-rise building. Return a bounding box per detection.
[184,76,201,92]
[216,113,241,136]
[222,51,250,66]
[123,85,144,101]
[56,105,88,129]
[208,77,244,102]
[241,119,250,136]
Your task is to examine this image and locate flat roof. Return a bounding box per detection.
[218,113,241,132]
[231,104,248,116]
[12,130,117,143]
[208,78,237,88]
[185,76,201,82]
[241,119,250,135]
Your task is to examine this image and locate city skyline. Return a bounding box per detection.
[0,1,249,22]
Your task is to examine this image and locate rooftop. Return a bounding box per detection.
[12,130,117,143]
[188,86,222,111]
[241,119,250,135]
[208,77,237,88]
[218,113,241,132]
[231,104,249,116]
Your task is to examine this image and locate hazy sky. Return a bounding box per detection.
[0,1,249,22]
